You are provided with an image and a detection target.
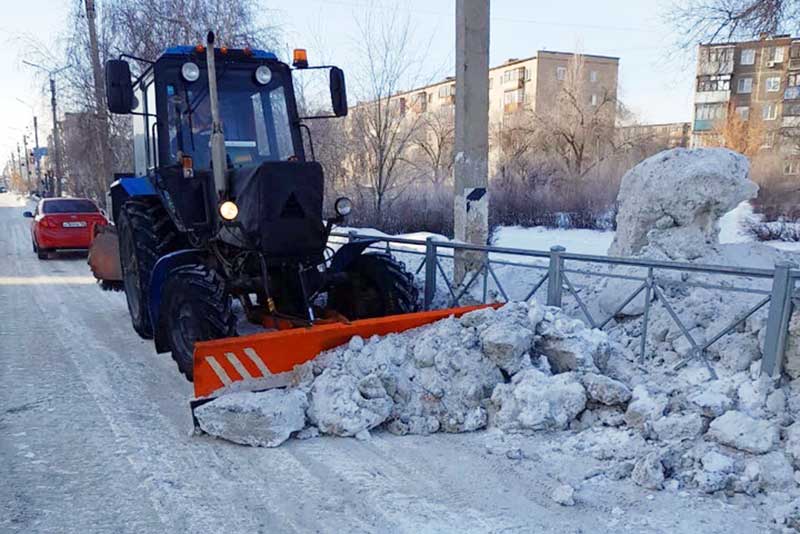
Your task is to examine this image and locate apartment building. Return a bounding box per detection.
[692,34,800,173]
[619,122,691,149]
[393,50,619,125]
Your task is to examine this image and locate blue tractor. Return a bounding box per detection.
[90,33,418,380]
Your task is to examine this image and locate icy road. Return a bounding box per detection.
[0,193,770,533]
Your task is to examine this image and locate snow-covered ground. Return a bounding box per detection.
[0,191,777,533]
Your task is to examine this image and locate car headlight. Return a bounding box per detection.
[255,65,272,85]
[219,200,239,221]
[334,197,353,217]
[181,62,200,82]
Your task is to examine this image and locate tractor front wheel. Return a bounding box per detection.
[117,198,184,339]
[328,252,419,319]
[160,264,236,381]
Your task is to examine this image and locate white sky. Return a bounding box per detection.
[0,0,698,168]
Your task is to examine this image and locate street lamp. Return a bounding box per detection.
[16,98,43,195]
[22,61,70,197]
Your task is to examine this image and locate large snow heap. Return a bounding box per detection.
[609,147,757,260]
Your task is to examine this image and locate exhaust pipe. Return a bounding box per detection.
[206,31,228,199]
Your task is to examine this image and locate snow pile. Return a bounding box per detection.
[608,147,757,260]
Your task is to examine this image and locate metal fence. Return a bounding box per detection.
[330,231,798,378]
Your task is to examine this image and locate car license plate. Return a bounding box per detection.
[62,221,87,228]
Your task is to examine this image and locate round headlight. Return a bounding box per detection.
[181,62,200,82]
[255,65,272,85]
[334,197,353,217]
[219,200,239,221]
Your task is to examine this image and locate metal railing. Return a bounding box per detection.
[330,231,798,378]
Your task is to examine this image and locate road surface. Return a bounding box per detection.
[0,193,770,533]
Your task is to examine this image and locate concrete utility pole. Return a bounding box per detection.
[18,99,43,195]
[22,135,30,191]
[453,0,491,285]
[85,0,114,189]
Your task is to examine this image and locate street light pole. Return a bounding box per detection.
[23,61,68,197]
[22,134,30,191]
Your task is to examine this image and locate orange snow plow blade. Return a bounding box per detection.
[193,304,494,399]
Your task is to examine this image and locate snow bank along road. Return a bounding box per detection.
[0,193,769,534]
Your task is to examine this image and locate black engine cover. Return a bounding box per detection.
[229,161,326,259]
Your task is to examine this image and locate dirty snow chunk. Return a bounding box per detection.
[688,389,734,418]
[550,483,576,506]
[580,373,631,406]
[785,423,800,468]
[608,148,755,259]
[707,410,779,454]
[537,317,608,373]
[307,370,392,437]
[747,451,795,491]
[491,369,587,432]
[480,322,533,375]
[632,452,665,490]
[694,450,736,493]
[651,413,704,443]
[195,389,308,448]
[623,385,667,429]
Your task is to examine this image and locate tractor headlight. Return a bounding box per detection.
[255,65,272,85]
[181,62,200,82]
[334,197,353,217]
[219,200,239,221]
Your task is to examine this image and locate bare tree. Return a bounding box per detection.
[344,4,434,224]
[669,0,800,46]
[409,107,455,190]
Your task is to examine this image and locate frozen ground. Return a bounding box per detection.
[0,190,777,533]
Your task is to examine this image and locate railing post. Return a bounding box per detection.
[762,261,796,377]
[547,245,566,308]
[424,237,437,310]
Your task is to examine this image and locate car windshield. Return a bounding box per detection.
[43,199,99,214]
[166,66,295,169]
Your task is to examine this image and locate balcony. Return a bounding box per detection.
[693,119,715,132]
[694,90,731,104]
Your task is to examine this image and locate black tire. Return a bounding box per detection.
[160,264,236,381]
[328,252,419,319]
[36,247,49,260]
[117,198,185,339]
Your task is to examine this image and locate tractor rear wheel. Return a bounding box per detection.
[328,252,419,319]
[161,264,236,381]
[117,198,184,339]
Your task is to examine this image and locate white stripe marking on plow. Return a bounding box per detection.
[205,356,232,385]
[225,352,252,379]
[243,347,270,377]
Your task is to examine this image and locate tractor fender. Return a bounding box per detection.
[149,249,206,353]
[109,176,157,225]
[328,238,380,273]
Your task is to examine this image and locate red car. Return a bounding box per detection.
[24,198,109,259]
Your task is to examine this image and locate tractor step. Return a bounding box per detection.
[192,304,495,400]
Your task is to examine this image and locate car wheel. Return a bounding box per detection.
[37,247,49,260]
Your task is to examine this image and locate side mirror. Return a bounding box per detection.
[105,59,134,114]
[23,211,33,218]
[330,67,348,117]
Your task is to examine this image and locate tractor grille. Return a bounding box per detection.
[280,193,305,219]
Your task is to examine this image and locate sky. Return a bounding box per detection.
[0,0,698,168]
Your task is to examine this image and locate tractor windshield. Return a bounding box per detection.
[166,66,295,169]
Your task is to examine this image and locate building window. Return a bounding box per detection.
[785,102,800,116]
[590,94,598,106]
[785,160,800,175]
[438,85,455,98]
[556,66,566,81]
[525,67,531,81]
[765,46,785,64]
[503,88,525,106]
[695,103,726,120]
[740,49,755,65]
[766,76,781,92]
[590,70,598,83]
[737,77,753,93]
[763,102,778,120]
[697,76,730,91]
[790,74,800,87]
[736,106,750,120]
